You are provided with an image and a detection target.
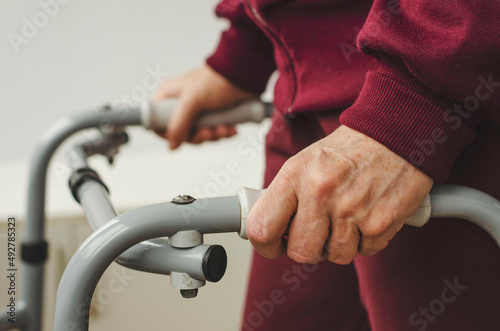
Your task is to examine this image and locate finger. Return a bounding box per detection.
[153,80,181,102]
[213,125,236,139]
[358,234,388,257]
[286,197,330,264]
[153,129,167,140]
[189,128,216,144]
[358,216,403,256]
[166,97,201,150]
[189,125,237,144]
[326,218,360,265]
[246,175,298,259]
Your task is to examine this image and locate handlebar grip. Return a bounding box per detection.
[405,194,432,227]
[236,188,433,240]
[141,98,270,131]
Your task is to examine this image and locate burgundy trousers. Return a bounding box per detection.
[241,111,500,331]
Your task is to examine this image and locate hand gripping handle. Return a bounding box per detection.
[236,187,432,239]
[141,98,270,130]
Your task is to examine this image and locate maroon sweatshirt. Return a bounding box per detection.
[206,0,500,183]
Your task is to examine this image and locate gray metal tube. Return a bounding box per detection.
[430,185,500,246]
[20,99,269,331]
[67,133,128,229]
[78,181,117,231]
[0,266,42,331]
[78,180,214,277]
[66,147,89,170]
[77,171,216,277]
[26,107,141,243]
[0,313,13,331]
[66,133,128,170]
[53,196,240,331]
[0,302,27,331]
[22,106,141,331]
[19,266,40,331]
[115,238,215,279]
[69,133,232,277]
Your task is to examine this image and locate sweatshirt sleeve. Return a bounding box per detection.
[206,0,276,95]
[339,1,500,183]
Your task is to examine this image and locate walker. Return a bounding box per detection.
[0,99,499,331]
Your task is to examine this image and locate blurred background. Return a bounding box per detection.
[0,1,274,330]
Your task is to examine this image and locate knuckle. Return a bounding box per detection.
[316,147,356,180]
[361,216,392,238]
[328,236,350,251]
[335,195,362,220]
[277,161,300,188]
[282,158,298,175]
[362,226,384,238]
[308,171,331,195]
[327,240,358,264]
[178,99,200,114]
[336,208,357,222]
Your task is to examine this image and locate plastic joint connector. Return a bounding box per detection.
[69,168,109,203]
[202,245,227,282]
[21,241,49,264]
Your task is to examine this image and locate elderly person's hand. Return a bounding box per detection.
[154,65,255,149]
[246,125,433,265]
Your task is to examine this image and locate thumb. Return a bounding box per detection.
[153,80,181,102]
[166,96,201,150]
[246,179,298,259]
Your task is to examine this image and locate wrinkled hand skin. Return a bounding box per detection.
[246,125,434,265]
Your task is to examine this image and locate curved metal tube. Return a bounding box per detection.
[78,181,219,277]
[0,302,27,331]
[53,196,241,331]
[26,107,141,243]
[55,183,500,330]
[72,133,221,276]
[430,185,500,246]
[13,100,269,331]
[20,106,141,331]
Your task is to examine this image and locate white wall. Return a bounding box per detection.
[0,1,272,330]
[1,0,228,160]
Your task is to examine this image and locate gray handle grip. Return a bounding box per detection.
[236,187,432,239]
[141,98,269,130]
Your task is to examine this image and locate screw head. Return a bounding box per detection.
[171,194,195,205]
[180,289,198,298]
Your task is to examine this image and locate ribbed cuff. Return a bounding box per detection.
[206,24,275,95]
[340,68,480,183]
